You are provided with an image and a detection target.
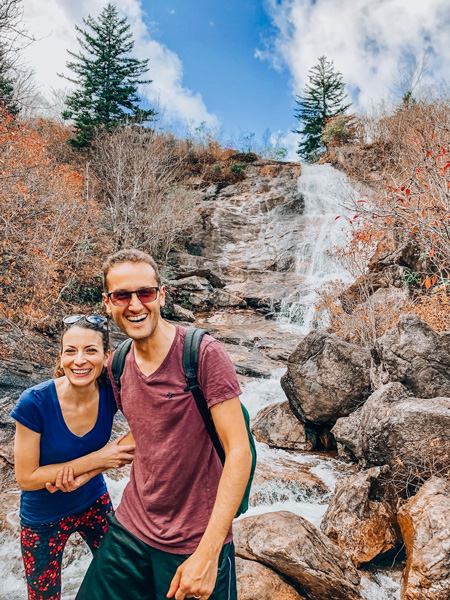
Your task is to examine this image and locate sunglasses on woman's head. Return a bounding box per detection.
[63,315,107,326]
[106,287,160,306]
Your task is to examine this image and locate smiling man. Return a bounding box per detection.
[76,249,252,600]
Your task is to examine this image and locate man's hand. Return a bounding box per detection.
[166,548,219,600]
[95,436,135,469]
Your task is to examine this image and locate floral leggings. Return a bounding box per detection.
[20,492,112,600]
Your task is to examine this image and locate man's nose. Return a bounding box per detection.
[128,292,144,311]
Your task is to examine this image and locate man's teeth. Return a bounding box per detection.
[128,315,147,322]
[72,369,90,374]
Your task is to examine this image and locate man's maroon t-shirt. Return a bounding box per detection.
[108,325,242,554]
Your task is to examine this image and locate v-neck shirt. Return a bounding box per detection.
[109,325,242,554]
[11,379,117,525]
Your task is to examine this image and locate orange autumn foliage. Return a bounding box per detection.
[0,109,97,328]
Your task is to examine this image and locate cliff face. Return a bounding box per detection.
[165,160,303,312]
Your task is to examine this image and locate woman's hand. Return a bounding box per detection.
[46,466,100,493]
[95,435,135,470]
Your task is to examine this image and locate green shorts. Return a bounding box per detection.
[75,512,237,600]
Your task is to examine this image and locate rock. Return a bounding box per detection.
[397,477,450,600]
[332,382,450,468]
[213,289,247,308]
[371,315,450,398]
[321,466,401,566]
[173,268,225,289]
[236,557,306,600]
[234,511,362,600]
[169,276,213,292]
[281,330,372,425]
[340,268,406,313]
[252,401,316,451]
[172,304,195,322]
[251,457,330,506]
[167,276,214,310]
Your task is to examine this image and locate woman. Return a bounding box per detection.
[10,314,135,600]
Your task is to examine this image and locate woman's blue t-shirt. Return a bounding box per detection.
[10,379,117,525]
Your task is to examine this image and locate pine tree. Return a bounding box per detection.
[293,56,351,162]
[0,44,19,115]
[61,3,156,149]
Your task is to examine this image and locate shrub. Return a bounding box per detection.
[321,114,356,147]
[0,109,97,329]
[230,162,245,175]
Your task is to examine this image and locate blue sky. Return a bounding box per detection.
[22,0,450,158]
[139,0,293,145]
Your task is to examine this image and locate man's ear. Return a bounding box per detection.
[159,285,166,308]
[102,293,112,315]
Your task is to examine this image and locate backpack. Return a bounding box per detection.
[111,327,257,518]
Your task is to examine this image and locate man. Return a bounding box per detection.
[76,249,252,600]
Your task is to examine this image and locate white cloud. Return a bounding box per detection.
[259,0,450,108]
[21,0,218,128]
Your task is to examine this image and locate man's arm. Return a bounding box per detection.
[167,397,252,600]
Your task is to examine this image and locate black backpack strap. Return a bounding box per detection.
[183,328,226,465]
[111,338,133,391]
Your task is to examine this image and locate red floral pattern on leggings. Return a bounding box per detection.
[21,492,112,600]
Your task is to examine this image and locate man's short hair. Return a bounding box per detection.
[103,249,162,290]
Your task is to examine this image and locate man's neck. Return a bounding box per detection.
[132,319,177,375]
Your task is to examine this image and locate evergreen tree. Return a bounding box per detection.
[61,3,156,149]
[293,56,351,162]
[0,44,19,115]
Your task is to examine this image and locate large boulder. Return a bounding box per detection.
[321,466,401,566]
[236,557,306,600]
[281,330,371,425]
[371,315,450,398]
[332,382,450,468]
[397,477,450,600]
[234,511,362,600]
[252,401,316,451]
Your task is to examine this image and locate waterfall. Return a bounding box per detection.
[277,163,354,332]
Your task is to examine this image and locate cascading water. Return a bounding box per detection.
[277,163,354,332]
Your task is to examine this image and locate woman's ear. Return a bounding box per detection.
[104,349,111,366]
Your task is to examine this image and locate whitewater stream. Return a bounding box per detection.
[0,164,400,599]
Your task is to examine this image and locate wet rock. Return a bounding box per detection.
[251,456,330,505]
[371,315,450,398]
[252,401,316,451]
[234,511,362,600]
[321,466,401,566]
[397,477,450,600]
[281,330,371,425]
[236,557,306,600]
[332,382,450,468]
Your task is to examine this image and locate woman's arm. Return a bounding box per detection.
[45,432,136,493]
[14,423,135,491]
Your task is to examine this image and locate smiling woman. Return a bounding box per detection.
[9,317,135,600]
